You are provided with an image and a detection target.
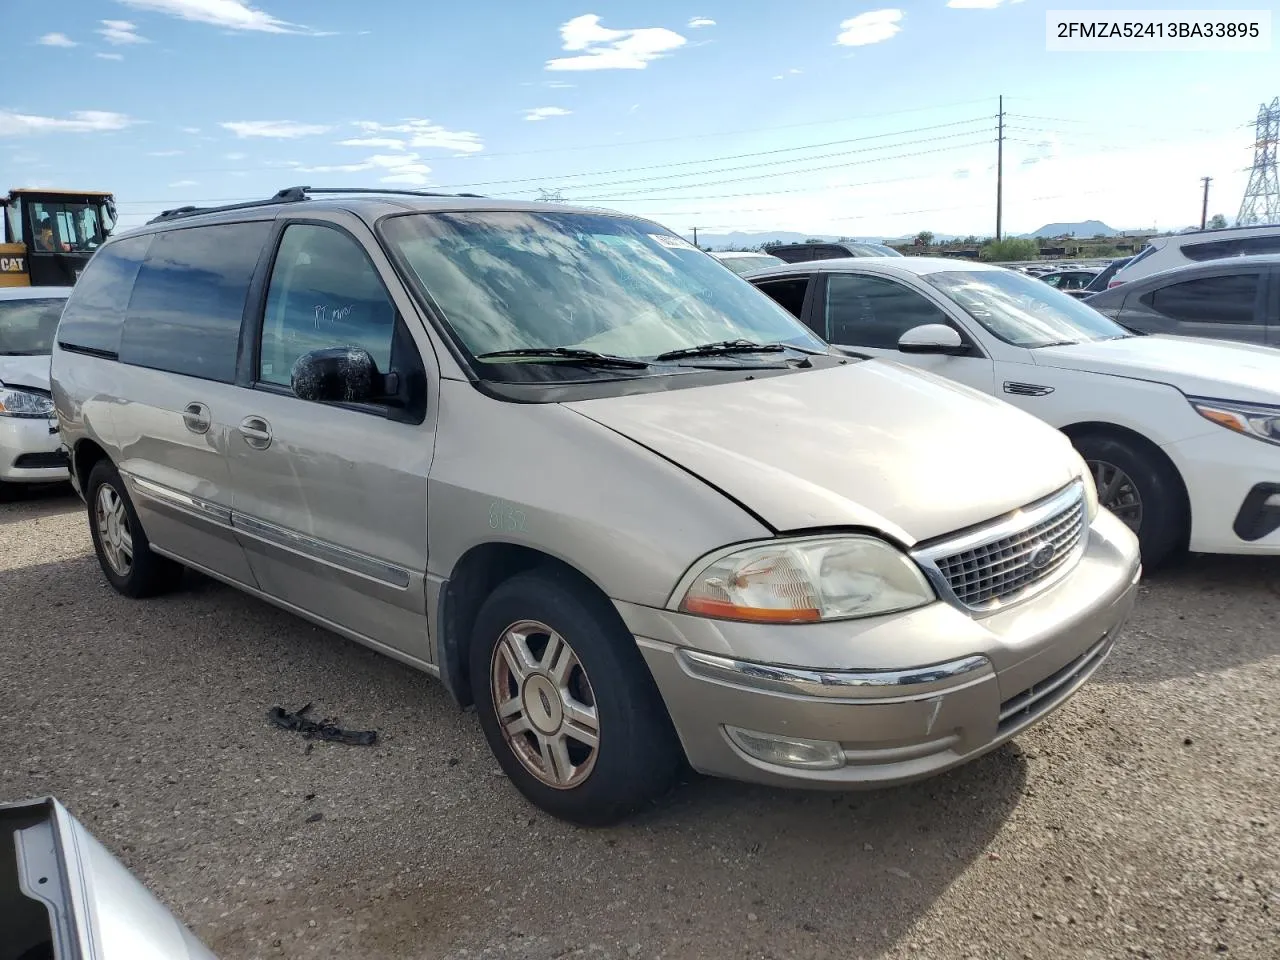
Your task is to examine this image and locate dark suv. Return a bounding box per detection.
[766,241,904,263]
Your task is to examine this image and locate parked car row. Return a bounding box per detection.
[13,187,1280,829]
[36,188,1147,826]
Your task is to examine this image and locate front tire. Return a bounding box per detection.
[1072,432,1186,567]
[86,460,184,598]
[470,568,681,826]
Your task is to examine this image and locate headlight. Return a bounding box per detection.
[0,384,55,419]
[1071,451,1099,522]
[1188,396,1280,447]
[675,535,935,624]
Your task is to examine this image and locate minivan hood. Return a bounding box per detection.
[564,361,1080,545]
[0,354,52,392]
[1033,335,1280,404]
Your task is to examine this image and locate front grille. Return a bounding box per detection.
[915,483,1087,611]
[998,633,1114,734]
[13,451,68,470]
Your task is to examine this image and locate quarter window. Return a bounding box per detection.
[1145,273,1261,325]
[119,221,270,382]
[56,234,152,357]
[258,224,397,387]
[824,273,954,348]
[754,277,810,321]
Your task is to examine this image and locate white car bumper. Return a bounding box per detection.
[1166,429,1280,554]
[0,415,69,484]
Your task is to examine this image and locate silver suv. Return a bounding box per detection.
[51,188,1141,824]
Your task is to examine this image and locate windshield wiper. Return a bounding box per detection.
[1033,340,1081,348]
[654,339,788,361]
[474,347,650,369]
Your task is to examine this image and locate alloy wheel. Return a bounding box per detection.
[95,483,134,576]
[1089,459,1143,532]
[490,620,600,789]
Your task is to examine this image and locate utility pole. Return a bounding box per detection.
[1200,176,1212,229]
[996,95,1004,242]
[690,226,698,247]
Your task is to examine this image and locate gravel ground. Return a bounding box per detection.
[2,484,1278,960]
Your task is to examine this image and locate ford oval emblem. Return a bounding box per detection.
[1029,542,1057,570]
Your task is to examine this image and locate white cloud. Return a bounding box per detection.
[524,106,572,122]
[351,119,483,153]
[947,0,1021,7]
[180,126,201,134]
[169,179,198,187]
[836,9,903,46]
[98,19,147,44]
[772,74,784,80]
[149,149,184,156]
[789,67,802,74]
[547,14,686,71]
[293,151,434,186]
[115,0,307,34]
[221,120,332,138]
[545,80,575,89]
[337,136,407,150]
[688,17,715,28]
[96,52,125,60]
[0,110,136,137]
[38,33,78,47]
[224,151,247,160]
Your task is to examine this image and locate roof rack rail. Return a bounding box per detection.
[146,185,487,225]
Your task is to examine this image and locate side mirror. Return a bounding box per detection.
[897,323,969,356]
[291,347,378,404]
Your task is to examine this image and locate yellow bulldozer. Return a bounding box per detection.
[0,188,117,287]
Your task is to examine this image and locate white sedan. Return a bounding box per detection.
[748,257,1280,566]
[1,286,72,492]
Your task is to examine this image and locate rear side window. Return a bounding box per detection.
[1181,238,1242,262]
[1145,273,1262,325]
[1240,235,1280,256]
[0,298,67,355]
[754,276,810,321]
[57,235,151,357]
[119,221,270,382]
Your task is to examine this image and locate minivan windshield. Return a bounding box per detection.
[0,297,66,355]
[380,211,827,377]
[924,269,1130,348]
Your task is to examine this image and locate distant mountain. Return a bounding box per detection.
[695,230,965,250]
[1021,220,1120,239]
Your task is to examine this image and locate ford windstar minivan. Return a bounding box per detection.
[51,188,1142,824]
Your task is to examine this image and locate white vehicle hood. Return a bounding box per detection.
[1033,335,1280,403]
[565,360,1081,545]
[0,354,52,392]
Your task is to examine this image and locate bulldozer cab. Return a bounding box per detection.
[1,189,116,287]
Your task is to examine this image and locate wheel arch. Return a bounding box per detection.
[1060,419,1192,537]
[436,542,620,709]
[71,437,110,495]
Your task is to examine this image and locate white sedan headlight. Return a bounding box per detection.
[0,383,55,419]
[1189,396,1280,447]
[675,535,935,624]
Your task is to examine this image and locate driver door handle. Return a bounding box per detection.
[238,416,272,450]
[182,402,211,435]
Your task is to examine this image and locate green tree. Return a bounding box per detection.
[980,237,1040,262]
[914,230,935,247]
[1208,214,1228,229]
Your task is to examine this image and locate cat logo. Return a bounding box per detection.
[0,255,26,273]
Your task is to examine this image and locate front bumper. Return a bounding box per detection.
[618,509,1141,789]
[1165,429,1280,554]
[0,416,69,484]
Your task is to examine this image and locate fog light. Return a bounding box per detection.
[724,726,845,770]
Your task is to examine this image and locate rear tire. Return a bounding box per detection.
[469,568,682,826]
[86,460,184,598]
[1072,432,1186,568]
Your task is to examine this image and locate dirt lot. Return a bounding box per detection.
[2,485,1278,960]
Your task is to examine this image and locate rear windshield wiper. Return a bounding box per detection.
[654,339,788,361]
[474,347,650,369]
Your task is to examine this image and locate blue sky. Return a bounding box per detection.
[8,0,1277,239]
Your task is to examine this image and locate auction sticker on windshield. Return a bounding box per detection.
[649,233,699,251]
